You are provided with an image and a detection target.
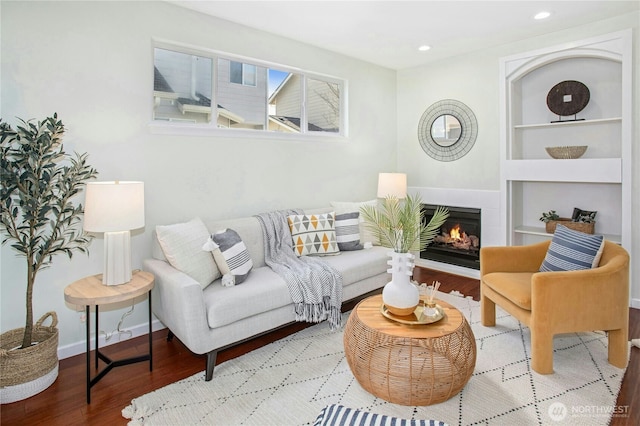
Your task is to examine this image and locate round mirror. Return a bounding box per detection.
[430,114,462,147]
[418,99,478,162]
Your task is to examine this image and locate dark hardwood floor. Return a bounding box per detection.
[1,268,637,425]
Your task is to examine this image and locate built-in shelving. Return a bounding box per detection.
[500,30,632,263]
[513,117,621,130]
[514,226,621,245]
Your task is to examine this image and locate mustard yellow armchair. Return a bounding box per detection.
[480,240,629,374]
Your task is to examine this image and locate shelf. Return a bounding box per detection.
[514,225,621,244]
[514,117,622,130]
[503,158,621,183]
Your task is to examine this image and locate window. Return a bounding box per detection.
[152,42,346,136]
[230,61,257,86]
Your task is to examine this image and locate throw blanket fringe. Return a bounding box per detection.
[256,209,343,330]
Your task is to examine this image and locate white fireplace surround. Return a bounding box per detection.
[410,187,502,279]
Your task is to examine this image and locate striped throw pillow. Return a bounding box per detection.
[313,404,448,426]
[203,228,253,285]
[539,224,605,272]
[335,212,363,251]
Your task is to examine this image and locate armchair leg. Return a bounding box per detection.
[481,294,496,326]
[531,332,554,374]
[607,329,629,369]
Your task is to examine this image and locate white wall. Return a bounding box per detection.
[0,1,397,356]
[397,12,640,305]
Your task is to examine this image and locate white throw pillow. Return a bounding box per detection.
[156,217,221,289]
[330,199,379,245]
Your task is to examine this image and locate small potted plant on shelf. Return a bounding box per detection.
[0,114,98,403]
[539,209,595,234]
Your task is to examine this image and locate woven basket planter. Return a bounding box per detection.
[0,312,59,403]
[545,219,595,234]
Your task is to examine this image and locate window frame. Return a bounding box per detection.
[150,39,348,139]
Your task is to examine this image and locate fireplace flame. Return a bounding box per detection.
[450,224,461,240]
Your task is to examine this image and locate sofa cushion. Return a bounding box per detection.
[156,217,221,288]
[330,199,379,245]
[320,246,389,286]
[539,224,605,272]
[482,272,533,310]
[288,212,339,256]
[203,266,292,328]
[334,212,363,251]
[204,228,253,286]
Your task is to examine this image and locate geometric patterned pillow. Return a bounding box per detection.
[203,228,253,286]
[313,404,448,426]
[287,212,339,256]
[334,212,363,251]
[539,224,605,272]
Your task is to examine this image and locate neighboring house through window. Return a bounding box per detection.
[152,41,346,136]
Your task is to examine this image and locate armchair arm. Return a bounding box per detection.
[480,241,550,276]
[143,258,212,355]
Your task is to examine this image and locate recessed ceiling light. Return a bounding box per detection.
[534,11,551,20]
[418,45,431,52]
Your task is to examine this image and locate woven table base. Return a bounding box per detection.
[344,295,476,406]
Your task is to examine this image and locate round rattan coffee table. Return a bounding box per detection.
[343,294,476,406]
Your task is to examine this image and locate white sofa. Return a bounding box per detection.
[143,207,390,381]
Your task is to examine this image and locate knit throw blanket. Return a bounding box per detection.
[255,210,343,330]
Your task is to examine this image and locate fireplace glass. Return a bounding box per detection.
[421,204,481,270]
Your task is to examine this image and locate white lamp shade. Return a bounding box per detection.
[377,173,407,199]
[84,181,145,232]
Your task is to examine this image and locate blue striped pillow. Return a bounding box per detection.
[313,404,448,426]
[539,224,604,272]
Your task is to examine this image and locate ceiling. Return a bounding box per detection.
[167,1,639,70]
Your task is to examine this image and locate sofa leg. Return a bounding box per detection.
[480,294,496,326]
[167,330,174,342]
[608,328,629,369]
[205,350,218,381]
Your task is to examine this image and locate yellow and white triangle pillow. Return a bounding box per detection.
[287,212,339,256]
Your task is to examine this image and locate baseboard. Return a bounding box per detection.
[57,319,166,360]
[631,298,640,309]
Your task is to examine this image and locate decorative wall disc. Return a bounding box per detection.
[546,80,590,117]
[418,99,478,162]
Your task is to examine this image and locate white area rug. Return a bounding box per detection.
[122,292,628,425]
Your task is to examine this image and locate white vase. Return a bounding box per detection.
[382,251,419,316]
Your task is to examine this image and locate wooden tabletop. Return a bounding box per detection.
[355,294,464,339]
[64,270,154,306]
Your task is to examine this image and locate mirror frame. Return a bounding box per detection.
[418,99,478,162]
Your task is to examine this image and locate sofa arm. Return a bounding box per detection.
[143,258,212,355]
[480,241,550,276]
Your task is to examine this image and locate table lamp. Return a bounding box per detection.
[83,181,145,285]
[377,172,407,199]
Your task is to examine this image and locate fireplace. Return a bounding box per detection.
[421,204,481,270]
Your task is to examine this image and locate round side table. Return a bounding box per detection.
[343,294,476,406]
[64,270,154,404]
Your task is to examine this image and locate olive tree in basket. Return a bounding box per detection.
[1,114,97,349]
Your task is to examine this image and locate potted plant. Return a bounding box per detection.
[0,114,97,403]
[360,194,448,315]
